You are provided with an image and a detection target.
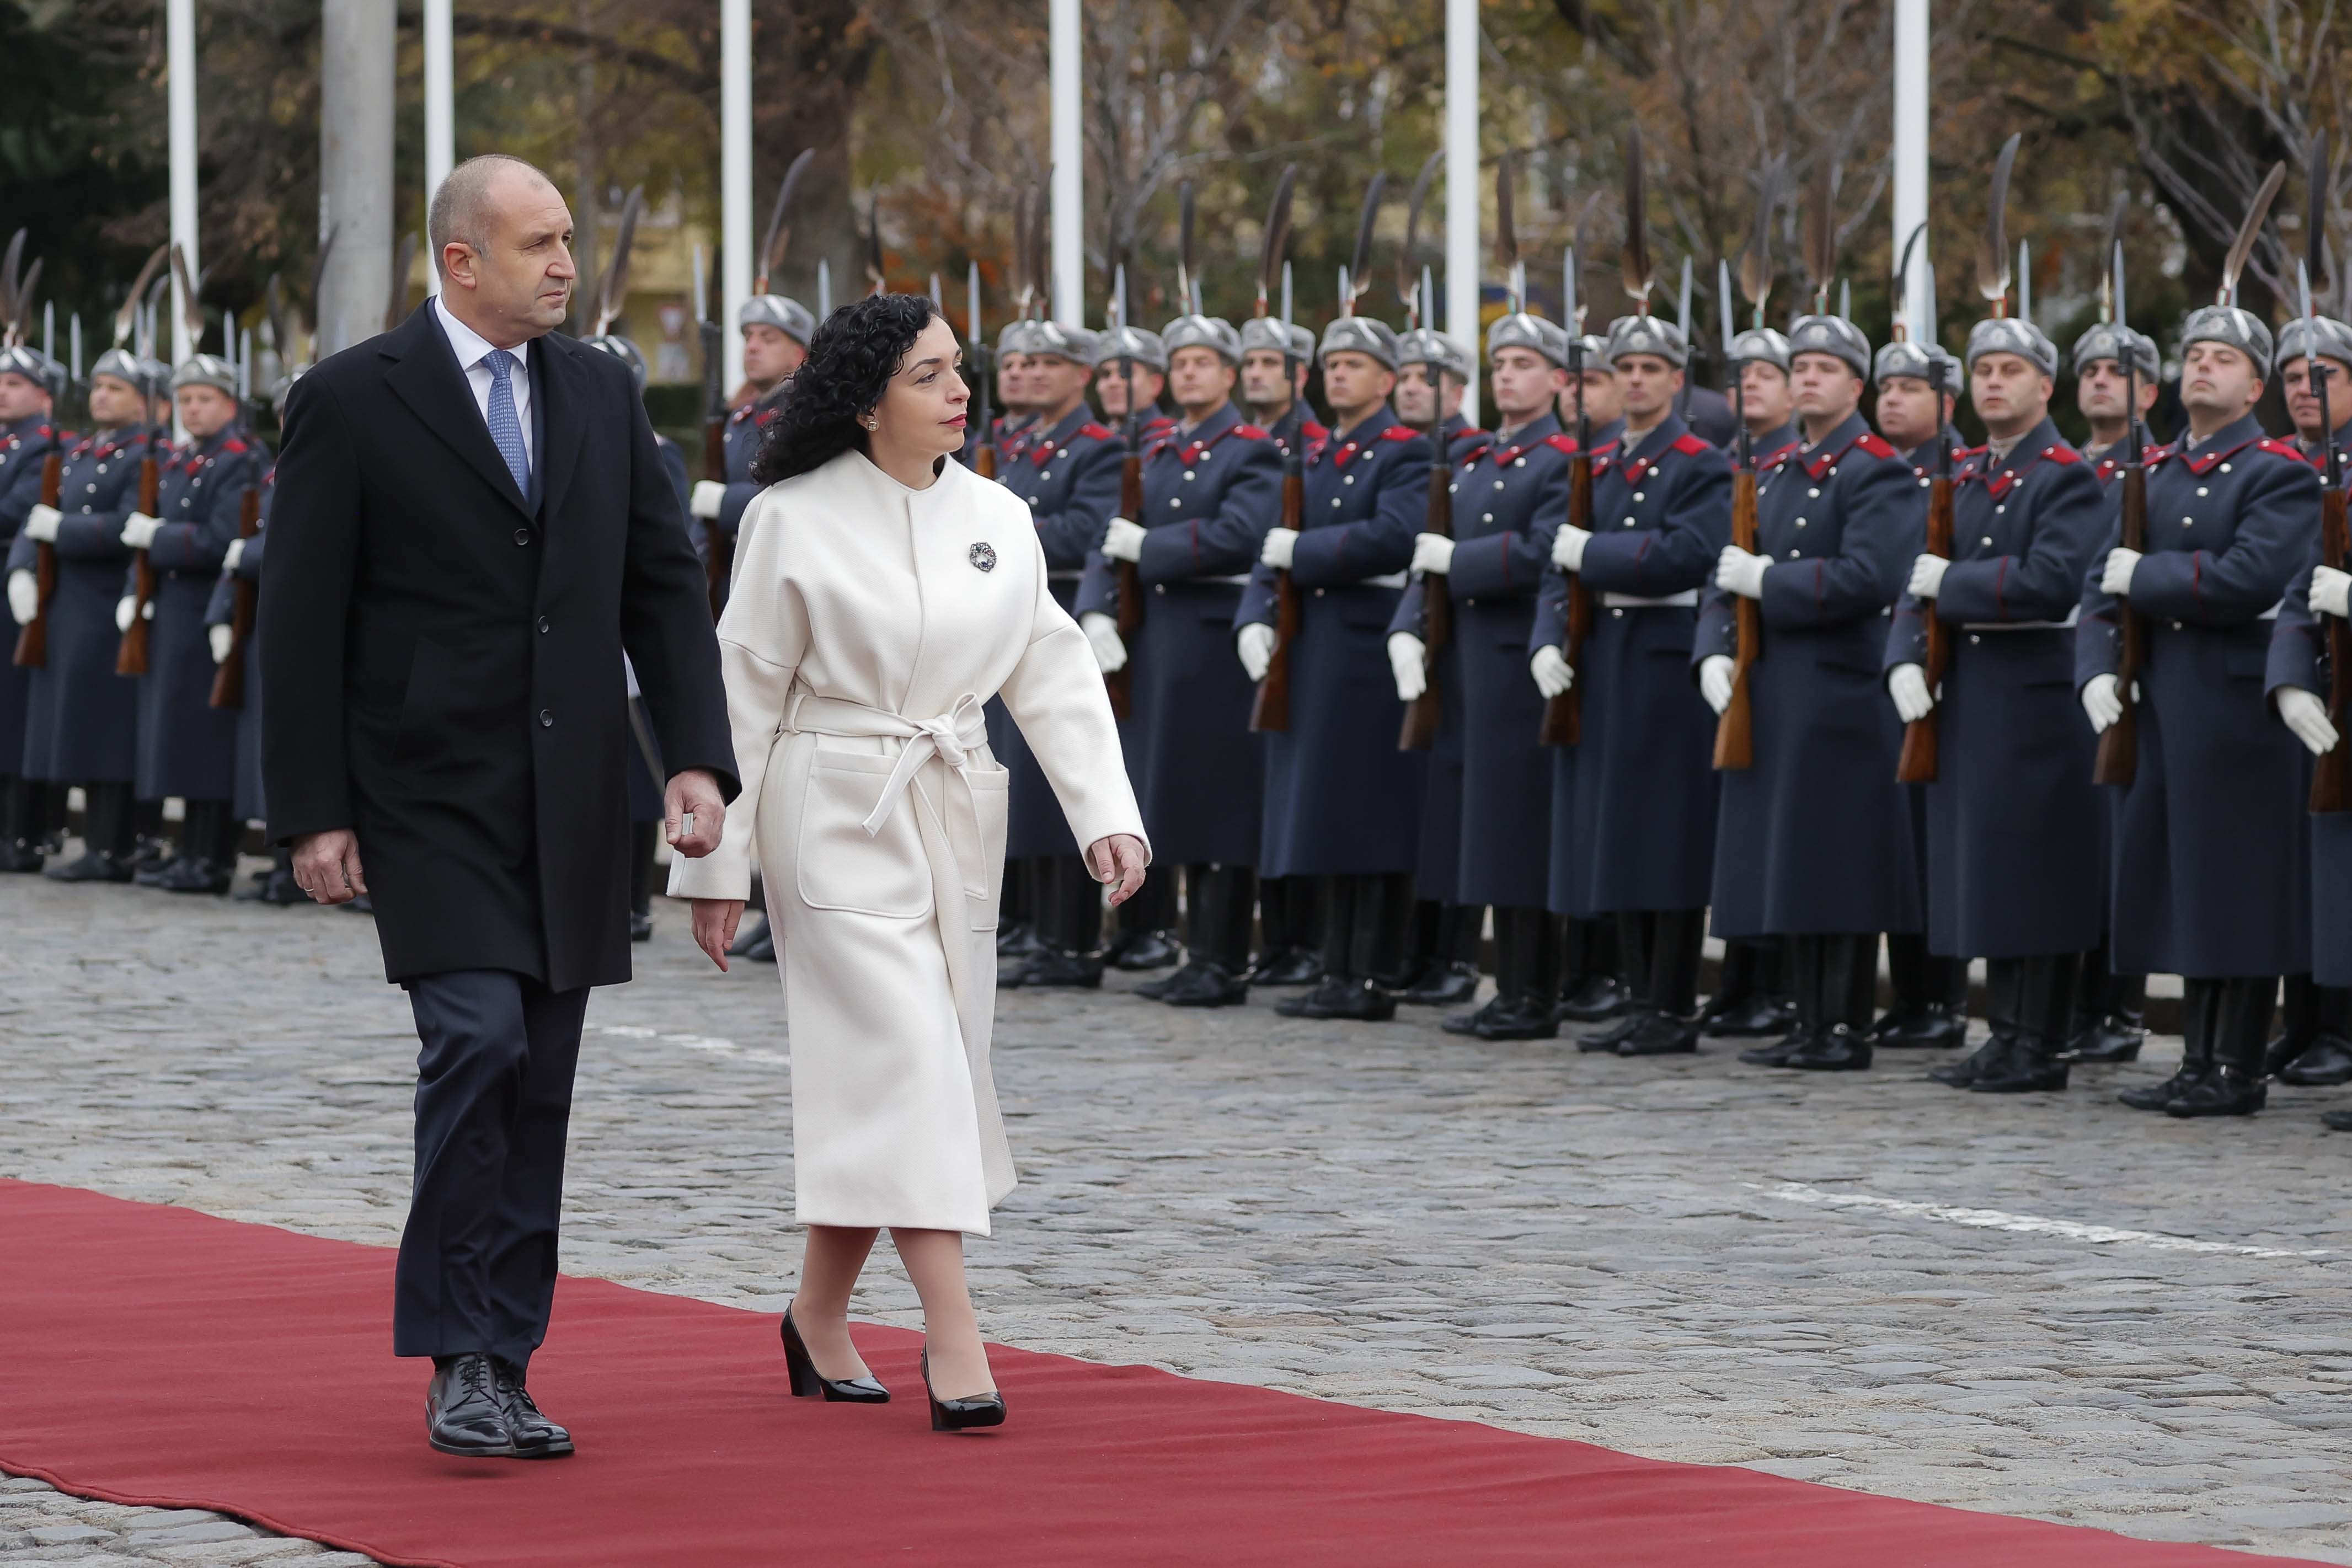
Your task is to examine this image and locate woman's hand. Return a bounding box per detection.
[692,898,746,971]
[1085,833,1148,907]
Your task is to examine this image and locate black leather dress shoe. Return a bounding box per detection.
[1247,948,1324,987]
[1019,949,1104,988]
[995,920,1040,960]
[1132,960,1194,1000]
[1471,998,1559,1041]
[157,855,232,895]
[1700,994,1797,1038]
[0,842,45,873]
[1403,960,1480,1007]
[2118,1063,2211,1111]
[1578,1009,1650,1053]
[1161,961,1248,1008]
[2280,1035,2352,1087]
[1970,1044,2069,1094]
[2067,1014,2146,1064]
[1866,1003,1968,1050]
[1279,977,1395,1021]
[44,850,132,884]
[1928,1034,2012,1088]
[1783,1025,1872,1071]
[1737,1030,1814,1067]
[2163,1066,2267,1118]
[1555,975,1636,1023]
[2322,1109,2352,1132]
[235,866,306,905]
[426,1354,514,1458]
[1110,928,1182,971]
[493,1358,574,1457]
[1617,1013,1701,1057]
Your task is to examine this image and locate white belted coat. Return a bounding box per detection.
[670,448,1147,1234]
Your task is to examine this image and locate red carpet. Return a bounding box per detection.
[0,1180,2306,1567]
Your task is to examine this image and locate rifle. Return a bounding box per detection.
[1894,211,1954,784]
[115,419,162,676]
[2307,132,2351,813]
[1714,167,1783,769]
[10,450,61,668]
[2089,236,2150,788]
[209,481,263,708]
[1399,263,1451,752]
[969,262,997,480]
[1106,265,1142,719]
[1248,165,1301,735]
[693,246,730,618]
[1538,243,1592,745]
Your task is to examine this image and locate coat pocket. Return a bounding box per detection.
[795,750,934,919]
[966,762,1010,930]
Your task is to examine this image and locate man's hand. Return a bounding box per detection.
[1888,662,1934,723]
[2100,547,2141,597]
[6,570,35,627]
[691,897,745,971]
[223,537,247,574]
[2313,564,2352,620]
[1409,533,1455,576]
[689,480,726,521]
[1699,654,1736,715]
[1388,631,1427,702]
[291,828,367,906]
[1531,645,1572,699]
[120,512,164,551]
[1102,517,1147,563]
[209,623,234,664]
[1907,554,1950,600]
[1080,611,1127,673]
[1086,832,1149,907]
[2279,686,2341,757]
[1551,524,1591,574]
[665,768,726,857]
[1715,544,1768,600]
[1237,621,1275,682]
[1259,527,1298,571]
[23,505,59,543]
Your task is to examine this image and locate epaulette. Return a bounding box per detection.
[2142,443,2176,465]
[1078,422,1117,442]
[1541,434,1579,456]
[1455,425,1489,441]
[1671,432,1710,457]
[223,437,249,454]
[1457,442,1494,468]
[2258,437,2309,462]
[2044,445,2081,465]
[1301,420,1330,441]
[1851,431,1897,460]
[1380,425,1418,442]
[1232,424,1269,440]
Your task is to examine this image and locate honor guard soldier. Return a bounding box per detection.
[1241,317,1322,454]
[1730,326,1800,460]
[686,293,811,572]
[204,458,300,903]
[6,348,158,879]
[1077,311,1281,1005]
[0,344,67,869]
[1558,337,1624,452]
[1886,317,2108,1092]
[1698,312,1922,1071]
[1533,312,1731,1055]
[123,353,258,892]
[1866,335,1973,1053]
[1389,306,1570,1037]
[996,320,1126,986]
[990,318,1041,457]
[2082,302,2317,1117]
[2066,316,2163,1060]
[2263,307,2352,1093]
[1238,313,1431,1019]
[1396,328,1480,445]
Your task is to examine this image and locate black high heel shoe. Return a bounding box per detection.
[921,1349,1007,1432]
[781,1310,890,1403]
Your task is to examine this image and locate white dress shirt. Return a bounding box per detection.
[433,295,535,471]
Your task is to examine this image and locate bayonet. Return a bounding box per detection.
[2017,238,2030,322]
[2222,160,2289,308]
[1176,180,1196,317]
[1398,148,1442,322]
[169,244,205,357]
[864,197,886,296]
[1977,132,2021,316]
[756,147,815,295]
[1255,165,1299,318]
[1620,126,1651,313]
[114,244,170,349]
[1741,157,1783,329]
[1348,171,1386,314]
[1893,222,1927,341]
[1804,153,1839,314]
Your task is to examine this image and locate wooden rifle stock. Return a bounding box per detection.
[1537,450,1593,745]
[1106,447,1144,719]
[1894,469,1955,783]
[1249,463,1306,733]
[699,319,732,619]
[115,449,161,676]
[1397,451,1453,751]
[2314,481,2352,812]
[1712,464,1762,768]
[209,485,264,709]
[974,440,997,481]
[2091,462,2150,786]
[12,452,61,669]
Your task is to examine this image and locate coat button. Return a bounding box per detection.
[1623,516,1638,526]
[1611,606,1623,618]
[1482,512,1494,523]
[1039,470,1052,481]
[2221,463,2232,473]
[1313,587,1325,597]
[1918,476,1931,487]
[1153,582,1165,595]
[1794,516,1807,525]
[1344,475,1355,485]
[1808,488,1820,498]
[537,616,549,634]
[97,463,108,473]
[1331,498,1341,507]
[1491,479,1505,491]
[1981,536,1993,547]
[2172,619,2184,630]
[2182,516,2193,526]
[1788,549,1801,558]
[515,527,532,545]
[1514,457,1527,467]
[1448,483,1458,494]
[1633,491,1646,502]
[538,709,553,727]
[2196,486,2209,496]
[1184,470,1195,480]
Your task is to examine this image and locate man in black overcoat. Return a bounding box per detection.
[259,154,736,1459]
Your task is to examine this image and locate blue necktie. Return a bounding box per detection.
[486,348,530,497]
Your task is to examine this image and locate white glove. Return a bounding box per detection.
[1551,524,1591,573]
[209,622,234,665]
[1410,532,1455,576]
[1888,662,1934,723]
[1531,645,1573,699]
[1102,517,1147,563]
[2279,686,2341,756]
[24,505,60,543]
[120,512,163,550]
[2082,672,2123,734]
[115,596,135,634]
[1715,544,1768,600]
[6,570,35,627]
[1079,611,1127,674]
[2100,547,2141,597]
[1698,654,1734,714]
[1259,527,1298,570]
[223,538,246,574]
[689,480,726,521]
[1907,554,1950,600]
[1237,621,1276,682]
[2312,564,2352,620]
[1388,632,1428,702]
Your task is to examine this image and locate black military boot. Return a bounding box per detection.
[1106,868,1180,971]
[47,782,136,882]
[1248,876,1326,987]
[156,801,234,894]
[2166,977,2273,1117]
[1555,916,1634,1023]
[1159,866,1252,1007]
[0,777,44,872]
[1971,955,2073,1093]
[1870,933,1961,1047]
[1404,910,1482,1003]
[2120,979,2219,1110]
[2280,1035,2352,1085]
[1933,956,2022,1088]
[1468,908,1559,1041]
[1785,934,1875,1071]
[1618,911,1703,1056]
[1740,935,1819,1067]
[1446,908,1517,1036]
[237,845,306,906]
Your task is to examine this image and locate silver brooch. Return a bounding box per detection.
[968,542,997,572]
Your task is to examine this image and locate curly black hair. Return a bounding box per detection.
[751,292,944,484]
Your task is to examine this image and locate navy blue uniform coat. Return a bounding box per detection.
[2267,428,2352,984]
[0,413,66,774]
[205,472,272,823]
[132,429,256,802]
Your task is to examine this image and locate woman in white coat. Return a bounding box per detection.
[673,294,1150,1431]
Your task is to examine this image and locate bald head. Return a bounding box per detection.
[430,154,576,347]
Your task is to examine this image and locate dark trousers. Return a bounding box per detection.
[1319,872,1413,984]
[1184,863,1257,970]
[1788,934,1878,1035]
[1118,861,1177,937]
[1887,931,1967,1015]
[1618,909,1705,1018]
[81,780,136,858]
[1258,874,1325,957]
[397,968,590,1369]
[2075,933,2146,1025]
[1984,954,2078,1047]
[1034,854,1102,954]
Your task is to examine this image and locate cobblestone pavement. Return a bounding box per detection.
[5,870,2352,1564]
